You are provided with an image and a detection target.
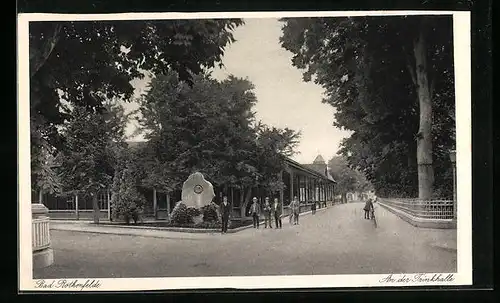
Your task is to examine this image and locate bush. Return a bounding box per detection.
[186,207,201,218]
[111,167,145,224]
[170,201,194,224]
[201,203,219,222]
[193,221,221,229]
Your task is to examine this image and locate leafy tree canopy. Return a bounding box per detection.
[57,101,129,196]
[328,156,372,198]
[134,70,300,193]
[280,15,455,198]
[30,19,244,150]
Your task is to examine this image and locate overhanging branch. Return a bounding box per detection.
[30,24,62,78]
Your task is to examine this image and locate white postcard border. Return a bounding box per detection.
[18,10,472,291]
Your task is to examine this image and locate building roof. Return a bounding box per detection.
[284,157,336,183]
[325,170,336,182]
[302,163,325,174]
[313,154,326,164]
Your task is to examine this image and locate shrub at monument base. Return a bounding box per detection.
[201,204,219,222]
[186,207,202,218]
[170,202,191,224]
[170,201,203,224]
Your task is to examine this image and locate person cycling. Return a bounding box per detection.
[363,198,374,220]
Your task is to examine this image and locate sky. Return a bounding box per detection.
[123,18,351,165]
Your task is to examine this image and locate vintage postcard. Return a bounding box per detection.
[18,10,472,291]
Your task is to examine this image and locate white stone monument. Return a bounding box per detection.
[181,172,215,209]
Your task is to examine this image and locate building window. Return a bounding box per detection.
[98,192,108,210]
[66,195,75,210]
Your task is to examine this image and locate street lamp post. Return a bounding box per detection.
[449,150,457,219]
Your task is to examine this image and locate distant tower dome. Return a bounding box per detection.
[313,154,326,164]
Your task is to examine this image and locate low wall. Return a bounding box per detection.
[49,210,109,220]
[48,201,337,222]
[378,201,456,229]
[48,209,171,221]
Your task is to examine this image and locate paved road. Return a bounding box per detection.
[34,202,457,278]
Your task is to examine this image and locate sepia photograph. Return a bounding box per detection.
[18,11,472,291]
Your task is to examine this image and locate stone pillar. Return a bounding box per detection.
[289,170,294,204]
[304,175,308,202]
[320,180,323,204]
[166,191,171,218]
[32,204,54,269]
[107,190,111,221]
[153,188,158,220]
[306,177,309,202]
[75,194,79,220]
[325,184,328,201]
[298,175,302,202]
[230,187,234,208]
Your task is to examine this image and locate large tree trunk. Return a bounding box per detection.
[413,27,435,201]
[92,193,100,224]
[341,192,347,204]
[38,189,43,205]
[30,24,62,78]
[240,187,253,218]
[239,187,245,216]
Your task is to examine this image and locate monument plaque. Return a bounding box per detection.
[181,172,215,209]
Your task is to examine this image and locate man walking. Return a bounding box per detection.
[250,197,261,228]
[272,197,282,229]
[221,196,231,234]
[311,201,317,215]
[263,197,273,228]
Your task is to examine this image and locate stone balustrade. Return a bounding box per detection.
[377,198,456,229]
[32,204,54,268]
[32,217,51,251]
[379,198,454,219]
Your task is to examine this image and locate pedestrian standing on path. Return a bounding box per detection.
[311,201,317,215]
[272,197,282,229]
[263,197,273,228]
[250,197,261,228]
[220,196,231,234]
[290,196,300,225]
[288,203,294,225]
[363,198,374,219]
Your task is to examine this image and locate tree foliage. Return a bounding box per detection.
[29,19,244,152]
[56,101,129,222]
[328,156,372,202]
[31,138,62,200]
[57,101,128,196]
[254,123,301,192]
[280,15,455,198]
[135,71,301,196]
[111,165,146,224]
